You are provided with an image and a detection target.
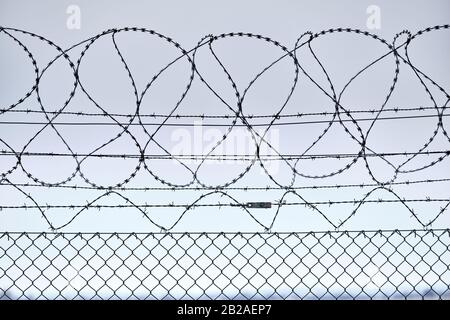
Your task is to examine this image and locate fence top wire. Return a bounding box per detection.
[1,228,449,235]
[0,25,449,231]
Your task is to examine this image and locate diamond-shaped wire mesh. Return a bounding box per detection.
[0,229,449,300]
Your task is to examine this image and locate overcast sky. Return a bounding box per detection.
[0,0,449,233]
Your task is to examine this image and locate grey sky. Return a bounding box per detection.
[0,0,449,233]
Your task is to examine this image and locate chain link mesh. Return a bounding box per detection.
[1,229,449,300]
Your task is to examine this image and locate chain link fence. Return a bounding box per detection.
[1,229,449,300]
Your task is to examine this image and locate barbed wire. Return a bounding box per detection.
[0,25,449,231]
[0,112,448,126]
[1,180,448,231]
[0,150,448,160]
[1,177,449,191]
[0,105,441,119]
